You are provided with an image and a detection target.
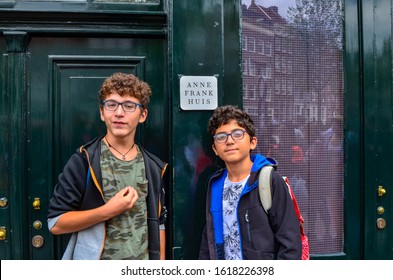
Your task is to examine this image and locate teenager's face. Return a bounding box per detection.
[212,119,257,164]
[100,91,147,141]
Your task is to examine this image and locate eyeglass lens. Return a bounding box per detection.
[214,129,246,143]
[103,100,138,112]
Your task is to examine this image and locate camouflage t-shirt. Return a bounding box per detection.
[100,141,149,260]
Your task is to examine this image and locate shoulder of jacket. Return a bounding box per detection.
[139,145,167,170]
[211,168,226,179]
[77,136,103,155]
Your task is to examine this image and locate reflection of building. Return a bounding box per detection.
[242,1,343,148]
[242,1,345,255]
[242,2,285,139]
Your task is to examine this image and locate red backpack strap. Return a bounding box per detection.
[283,177,304,224]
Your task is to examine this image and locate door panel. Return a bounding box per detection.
[0,32,31,259]
[0,35,167,259]
[362,0,393,260]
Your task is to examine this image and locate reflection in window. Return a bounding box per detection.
[242,0,344,255]
[249,37,256,52]
[242,35,248,50]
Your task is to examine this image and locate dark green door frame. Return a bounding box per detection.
[169,0,242,259]
[341,0,393,260]
[361,0,393,259]
[343,0,363,259]
[0,31,30,259]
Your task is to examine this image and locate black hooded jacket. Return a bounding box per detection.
[48,136,167,260]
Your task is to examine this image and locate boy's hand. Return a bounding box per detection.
[105,186,139,217]
[121,186,139,207]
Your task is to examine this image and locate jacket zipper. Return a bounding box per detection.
[245,210,251,243]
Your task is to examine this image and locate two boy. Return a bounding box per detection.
[48,73,300,259]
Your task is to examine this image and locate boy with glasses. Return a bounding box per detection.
[199,105,301,260]
[48,73,167,260]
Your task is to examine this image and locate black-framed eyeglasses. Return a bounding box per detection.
[101,99,143,113]
[213,129,247,144]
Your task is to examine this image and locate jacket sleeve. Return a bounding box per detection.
[47,153,88,219]
[198,225,210,259]
[269,171,302,259]
[159,167,168,228]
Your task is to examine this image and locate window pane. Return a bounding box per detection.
[242,0,344,255]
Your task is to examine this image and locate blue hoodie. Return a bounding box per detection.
[209,154,276,259]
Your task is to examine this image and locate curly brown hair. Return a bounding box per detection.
[99,72,152,109]
[207,105,256,140]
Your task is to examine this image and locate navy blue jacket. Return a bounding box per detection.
[199,154,302,260]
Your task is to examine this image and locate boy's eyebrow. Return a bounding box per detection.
[215,127,244,134]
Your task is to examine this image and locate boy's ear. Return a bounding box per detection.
[212,143,219,155]
[138,109,148,123]
[250,136,257,150]
[99,107,105,122]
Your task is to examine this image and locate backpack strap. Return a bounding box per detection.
[259,168,310,259]
[258,165,274,213]
[284,176,305,224]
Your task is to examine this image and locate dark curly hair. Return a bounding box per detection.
[99,72,152,109]
[208,105,256,140]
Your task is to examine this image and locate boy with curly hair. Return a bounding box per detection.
[48,73,167,260]
[199,105,301,260]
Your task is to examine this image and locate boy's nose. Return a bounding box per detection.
[115,104,125,115]
[226,134,235,143]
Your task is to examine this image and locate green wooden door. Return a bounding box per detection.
[1,0,242,260]
[0,28,167,260]
[361,0,393,259]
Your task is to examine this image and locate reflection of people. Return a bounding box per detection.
[273,123,295,175]
[288,145,309,231]
[48,73,168,260]
[326,118,344,246]
[199,105,301,260]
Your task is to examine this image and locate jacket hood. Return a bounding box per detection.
[78,135,104,155]
[209,154,277,184]
[250,154,277,173]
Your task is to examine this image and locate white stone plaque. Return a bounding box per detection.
[179,76,218,110]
